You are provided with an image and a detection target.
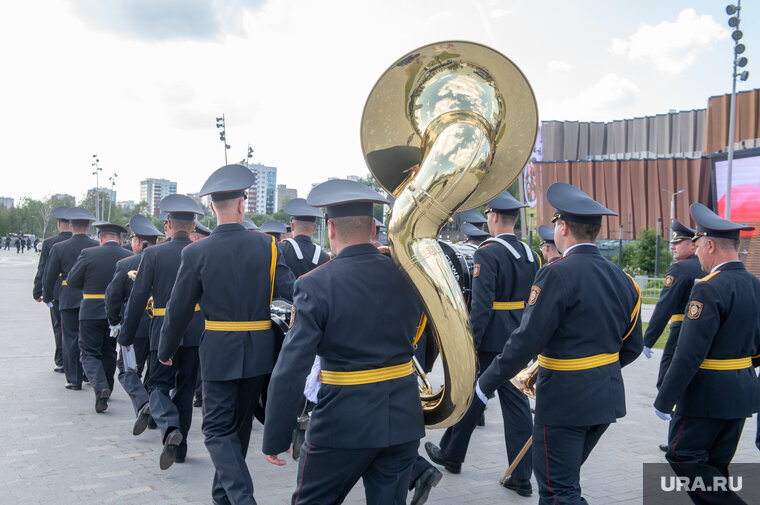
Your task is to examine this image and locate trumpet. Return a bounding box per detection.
[500,361,539,485]
[127,269,154,317]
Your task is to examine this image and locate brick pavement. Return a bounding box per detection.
[1,248,758,504]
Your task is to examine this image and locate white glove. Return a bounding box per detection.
[475,381,488,405]
[643,346,653,359]
[654,408,672,422]
[303,356,322,403]
[109,324,122,339]
[45,302,53,308]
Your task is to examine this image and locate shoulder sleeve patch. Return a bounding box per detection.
[473,264,480,277]
[528,285,541,306]
[664,275,674,287]
[687,301,703,320]
[289,305,296,328]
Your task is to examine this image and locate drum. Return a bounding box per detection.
[438,240,474,305]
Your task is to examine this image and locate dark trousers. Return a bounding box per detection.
[408,455,434,492]
[292,439,419,505]
[532,423,609,505]
[117,344,149,416]
[666,414,747,505]
[438,351,532,480]
[204,376,266,505]
[134,336,149,378]
[79,319,116,394]
[60,308,83,385]
[146,347,199,458]
[656,322,682,389]
[49,301,63,366]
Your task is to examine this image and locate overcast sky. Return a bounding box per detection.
[1,0,756,205]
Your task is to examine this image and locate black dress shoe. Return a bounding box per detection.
[95,388,111,413]
[82,376,89,383]
[424,442,461,474]
[502,476,533,497]
[133,403,151,436]
[193,395,202,407]
[53,365,64,373]
[410,467,442,505]
[160,429,183,470]
[65,382,82,390]
[659,443,669,452]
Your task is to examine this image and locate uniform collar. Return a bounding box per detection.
[293,234,313,243]
[102,240,120,246]
[562,243,598,256]
[711,260,744,273]
[211,222,246,234]
[495,233,516,240]
[334,243,379,259]
[60,231,72,237]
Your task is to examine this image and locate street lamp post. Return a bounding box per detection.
[107,172,117,222]
[216,114,231,165]
[91,154,102,221]
[725,2,750,220]
[662,188,685,226]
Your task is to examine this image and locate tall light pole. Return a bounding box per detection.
[216,114,231,165]
[107,172,117,222]
[662,188,686,226]
[725,2,749,220]
[91,154,102,221]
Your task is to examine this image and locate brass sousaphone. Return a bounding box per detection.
[361,41,538,428]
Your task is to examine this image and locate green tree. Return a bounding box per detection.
[620,228,671,276]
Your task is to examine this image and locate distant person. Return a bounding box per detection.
[15,237,21,254]
[27,237,32,251]
[537,224,561,263]
[5,236,10,250]
[33,206,72,372]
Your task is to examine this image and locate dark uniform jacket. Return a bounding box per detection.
[158,223,295,381]
[471,233,540,353]
[262,243,425,454]
[33,231,72,300]
[42,234,99,309]
[279,234,330,278]
[105,253,143,326]
[120,235,202,350]
[654,261,760,419]
[643,255,705,348]
[479,244,643,426]
[67,241,132,321]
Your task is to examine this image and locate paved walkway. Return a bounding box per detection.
[0,249,757,504]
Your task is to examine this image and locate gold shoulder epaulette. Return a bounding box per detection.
[697,271,721,283]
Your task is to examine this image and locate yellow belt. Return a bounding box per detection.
[204,320,272,331]
[320,360,414,385]
[61,280,67,286]
[699,358,753,370]
[82,293,105,299]
[152,304,201,317]
[492,301,526,310]
[670,314,685,323]
[538,352,619,371]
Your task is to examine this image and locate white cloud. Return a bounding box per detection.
[610,8,728,73]
[576,73,638,108]
[543,73,639,121]
[491,8,513,18]
[547,60,571,73]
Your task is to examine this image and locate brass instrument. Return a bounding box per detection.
[500,361,539,484]
[361,41,538,428]
[127,269,154,317]
[510,361,538,399]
